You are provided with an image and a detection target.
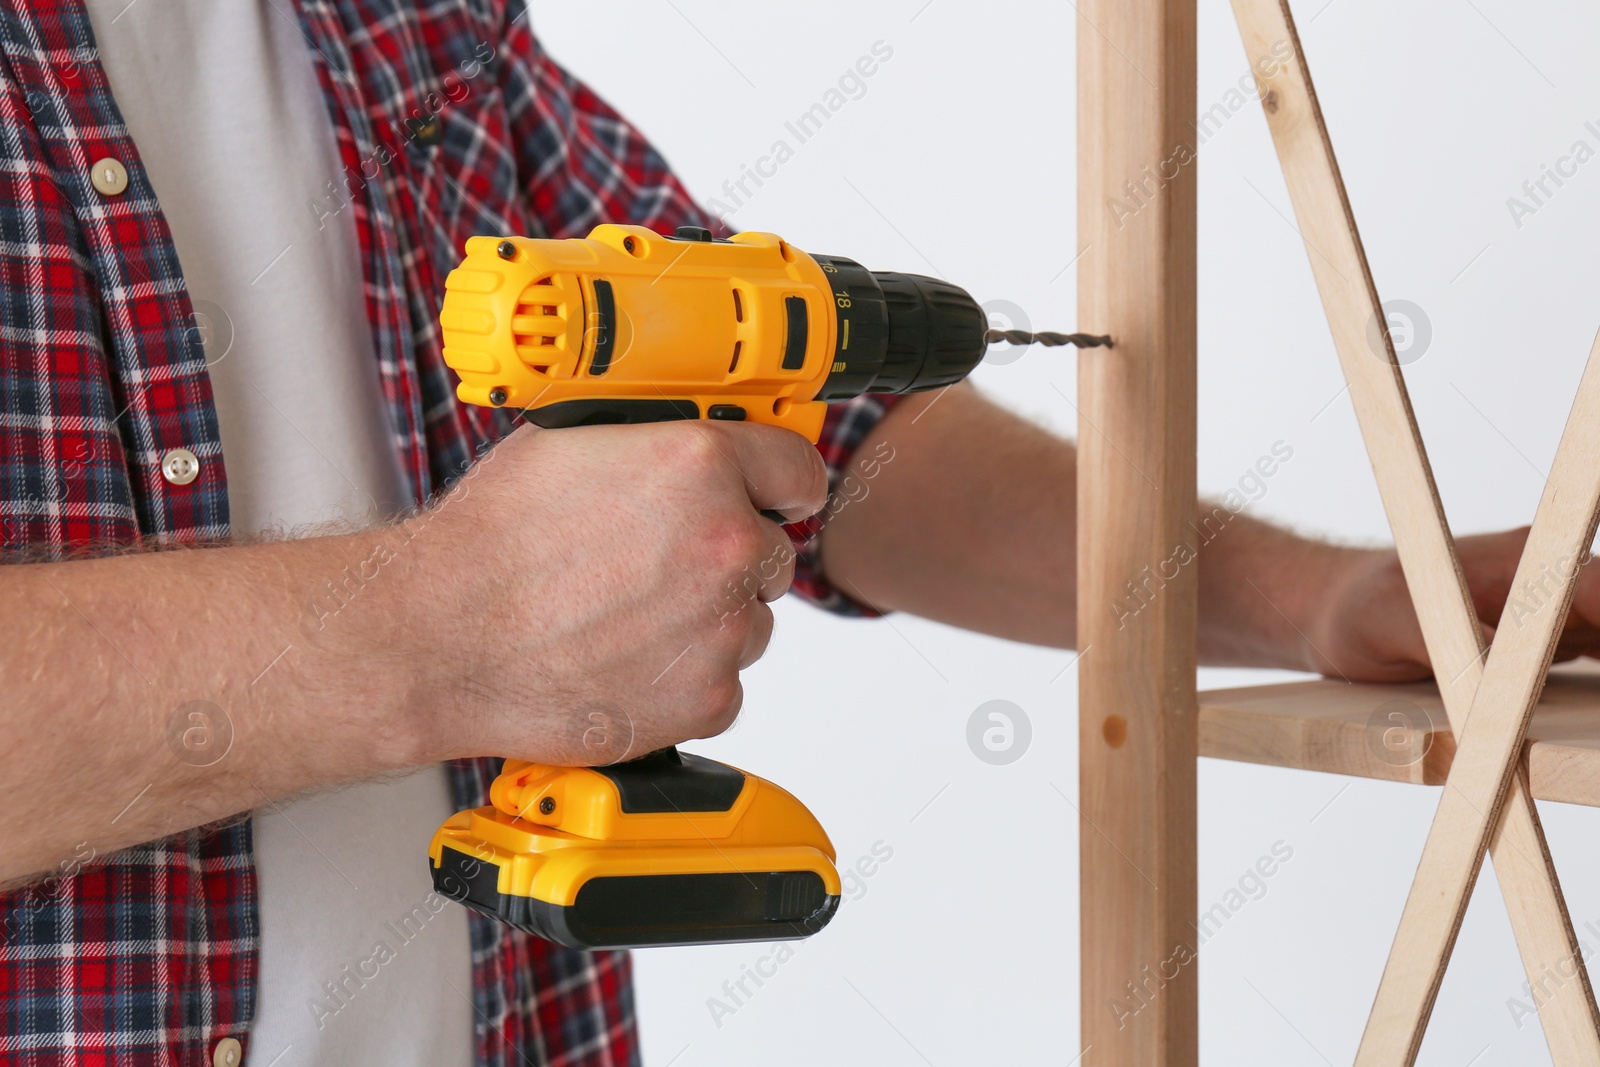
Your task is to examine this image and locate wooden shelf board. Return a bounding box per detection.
[1198,664,1600,807]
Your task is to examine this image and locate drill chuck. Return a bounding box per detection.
[808,255,988,402]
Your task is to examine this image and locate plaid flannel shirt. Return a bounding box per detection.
[0,2,897,1064]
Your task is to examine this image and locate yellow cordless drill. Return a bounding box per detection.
[427,223,1103,949]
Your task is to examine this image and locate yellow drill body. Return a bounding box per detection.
[440,224,857,440]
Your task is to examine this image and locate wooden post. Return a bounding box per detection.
[1076,0,1198,1062]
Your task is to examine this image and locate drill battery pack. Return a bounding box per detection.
[428,748,841,949]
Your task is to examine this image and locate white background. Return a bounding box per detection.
[530,2,1600,1063]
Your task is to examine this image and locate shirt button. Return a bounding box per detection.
[407,113,442,146]
[160,447,200,486]
[211,1037,242,1067]
[90,156,129,196]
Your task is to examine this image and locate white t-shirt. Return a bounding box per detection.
[82,3,475,1064]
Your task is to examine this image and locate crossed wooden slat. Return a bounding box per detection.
[1230,0,1600,1062]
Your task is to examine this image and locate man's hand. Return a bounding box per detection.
[397,420,827,766]
[1302,527,1600,683]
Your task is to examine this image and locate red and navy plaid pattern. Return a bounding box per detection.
[0,2,895,1065]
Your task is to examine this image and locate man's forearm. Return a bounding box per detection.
[817,385,1079,646]
[0,419,833,889]
[0,529,425,888]
[818,383,1345,671]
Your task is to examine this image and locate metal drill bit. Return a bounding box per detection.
[984,328,1114,349]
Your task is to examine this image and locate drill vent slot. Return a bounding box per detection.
[511,278,563,354]
[729,341,742,374]
[588,279,617,376]
[732,288,745,322]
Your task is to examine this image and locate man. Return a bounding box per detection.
[1,3,1596,1066]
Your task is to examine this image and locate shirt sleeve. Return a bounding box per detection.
[780,395,903,617]
[498,17,721,240]
[496,19,902,616]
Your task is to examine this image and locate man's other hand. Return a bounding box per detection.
[1304,527,1600,683]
